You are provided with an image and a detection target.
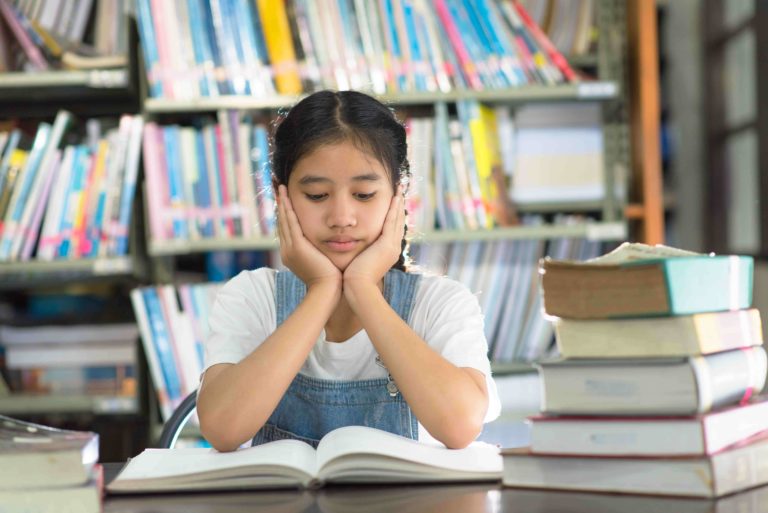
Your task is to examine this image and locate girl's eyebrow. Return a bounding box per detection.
[297,173,383,185]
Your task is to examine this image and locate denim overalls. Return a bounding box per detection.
[251,269,422,448]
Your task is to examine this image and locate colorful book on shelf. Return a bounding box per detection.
[514,0,577,82]
[554,308,764,359]
[528,396,768,457]
[540,242,754,319]
[112,115,144,256]
[130,288,172,421]
[19,149,60,261]
[537,346,768,415]
[433,0,483,90]
[136,0,163,96]
[502,430,768,498]
[56,145,89,258]
[107,426,502,493]
[0,122,51,261]
[138,287,183,414]
[232,0,274,96]
[257,0,302,94]
[142,122,172,242]
[0,0,49,70]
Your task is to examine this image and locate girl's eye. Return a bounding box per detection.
[305,193,327,201]
[355,192,376,201]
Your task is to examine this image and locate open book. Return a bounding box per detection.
[107,426,502,493]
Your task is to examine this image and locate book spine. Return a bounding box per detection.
[114,116,144,256]
[514,0,576,82]
[433,0,482,90]
[0,0,49,70]
[141,287,183,409]
[130,288,173,421]
[257,0,302,94]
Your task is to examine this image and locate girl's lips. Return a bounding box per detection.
[325,240,359,252]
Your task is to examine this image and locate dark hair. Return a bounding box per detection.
[272,90,412,271]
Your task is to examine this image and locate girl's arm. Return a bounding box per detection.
[345,280,489,449]
[197,280,339,452]
[343,193,489,449]
[198,186,342,452]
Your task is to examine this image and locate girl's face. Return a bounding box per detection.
[287,140,395,271]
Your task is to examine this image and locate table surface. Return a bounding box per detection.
[101,463,768,513]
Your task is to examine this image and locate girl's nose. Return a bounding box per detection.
[327,196,356,228]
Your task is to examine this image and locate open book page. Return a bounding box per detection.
[108,440,318,492]
[315,426,502,482]
[585,242,701,265]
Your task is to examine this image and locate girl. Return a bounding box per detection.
[198,90,501,452]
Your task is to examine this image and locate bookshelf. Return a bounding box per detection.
[0,69,130,89]
[148,221,627,257]
[143,82,620,112]
[0,0,665,448]
[0,2,152,460]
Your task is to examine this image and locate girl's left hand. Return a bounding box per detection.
[343,189,405,289]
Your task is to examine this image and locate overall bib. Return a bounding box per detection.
[251,269,422,448]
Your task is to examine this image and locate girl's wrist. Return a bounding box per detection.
[342,277,382,309]
[306,277,342,297]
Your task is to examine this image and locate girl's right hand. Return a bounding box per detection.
[277,185,342,292]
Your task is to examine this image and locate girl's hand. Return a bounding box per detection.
[343,189,405,289]
[277,185,342,291]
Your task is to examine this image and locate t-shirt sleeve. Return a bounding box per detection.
[203,268,276,375]
[412,275,502,423]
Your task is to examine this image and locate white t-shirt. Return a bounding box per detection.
[204,268,502,443]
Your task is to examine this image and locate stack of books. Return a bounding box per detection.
[502,242,768,498]
[0,414,101,512]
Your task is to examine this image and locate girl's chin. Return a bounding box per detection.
[329,255,355,272]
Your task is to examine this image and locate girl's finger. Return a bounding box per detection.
[277,186,291,247]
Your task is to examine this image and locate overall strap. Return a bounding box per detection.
[275,269,421,325]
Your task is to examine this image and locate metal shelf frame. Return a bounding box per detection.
[147,221,627,257]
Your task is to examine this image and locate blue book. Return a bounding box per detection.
[142,288,182,403]
[186,0,213,97]
[232,0,271,96]
[136,0,163,97]
[446,0,495,89]
[383,0,406,91]
[115,117,144,256]
[193,127,214,238]
[57,146,89,258]
[461,0,508,87]
[401,1,427,91]
[203,124,227,236]
[209,0,246,95]
[163,126,189,240]
[200,0,230,95]
[475,0,526,86]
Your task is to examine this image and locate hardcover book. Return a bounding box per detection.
[529,396,768,456]
[537,346,767,415]
[540,243,753,319]
[553,308,763,359]
[107,426,502,493]
[0,414,99,490]
[502,431,768,498]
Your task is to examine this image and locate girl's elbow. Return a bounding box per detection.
[198,405,256,452]
[439,415,484,449]
[199,419,250,452]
